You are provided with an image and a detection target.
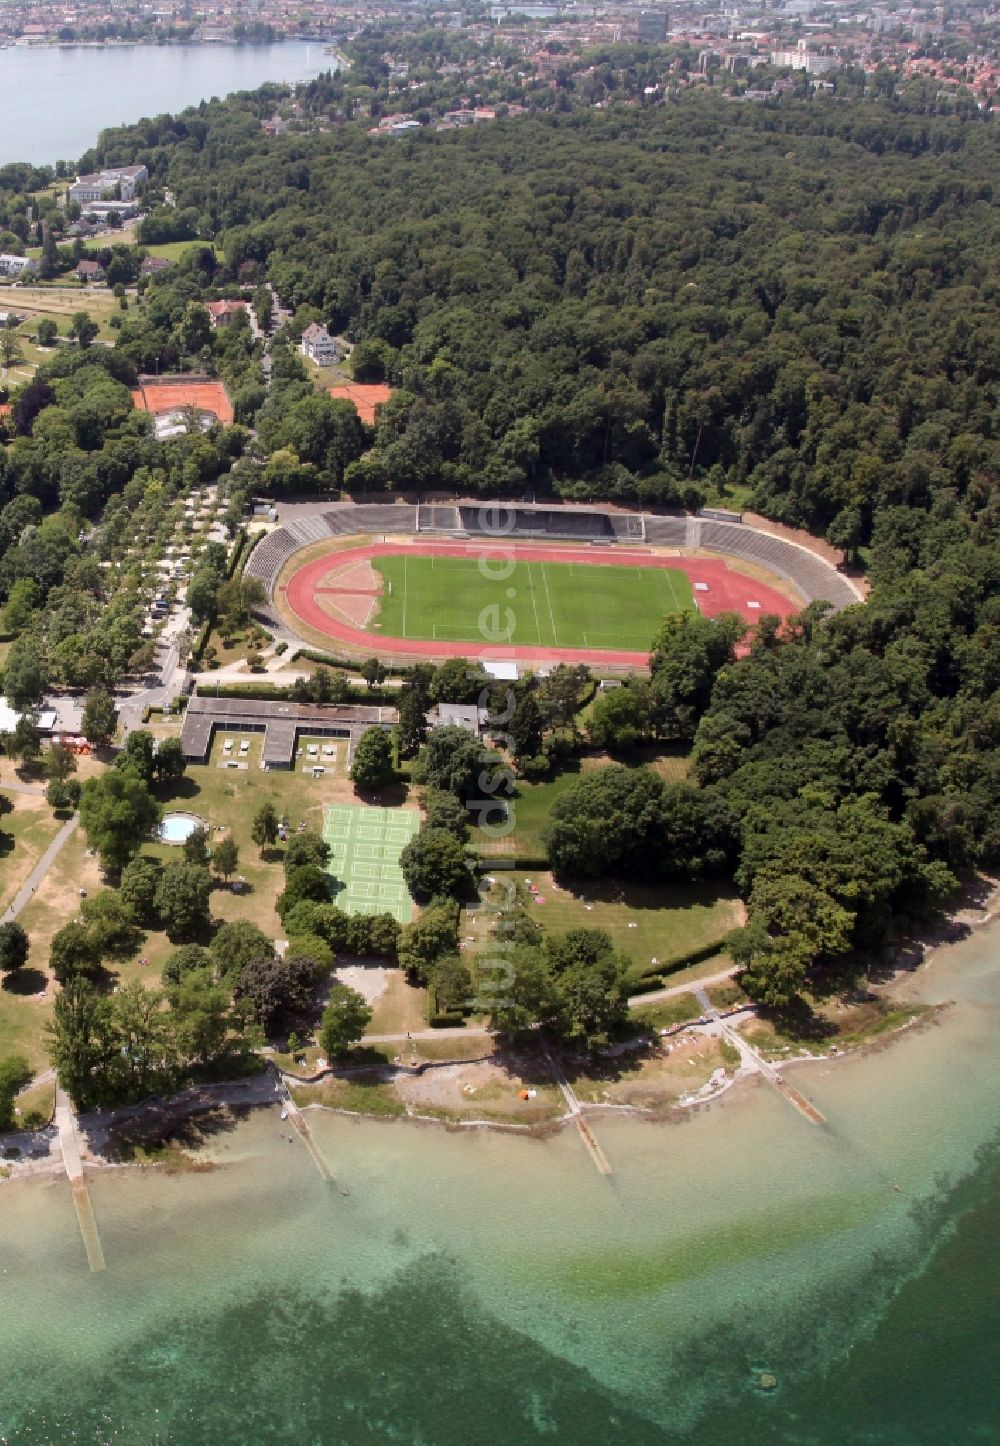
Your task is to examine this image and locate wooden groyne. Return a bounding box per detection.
[55,1088,106,1273]
[278,1076,333,1182]
[541,1045,613,1176]
[693,987,826,1126]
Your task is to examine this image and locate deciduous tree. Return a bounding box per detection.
[318,983,372,1055]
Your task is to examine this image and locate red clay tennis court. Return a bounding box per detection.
[281,540,799,666]
[131,377,234,425]
[327,383,393,425]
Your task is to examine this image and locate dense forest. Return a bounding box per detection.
[1,81,996,1012]
[77,87,999,542]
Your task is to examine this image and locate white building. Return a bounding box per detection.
[299,323,339,366]
[0,253,36,277]
[69,164,148,205]
[770,48,838,74]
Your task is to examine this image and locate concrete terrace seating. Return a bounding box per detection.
[643,516,690,547]
[243,505,419,592]
[417,504,462,532]
[697,521,861,610]
[322,503,418,536]
[244,503,860,617]
[244,527,298,590]
[457,505,614,540]
[610,513,645,541]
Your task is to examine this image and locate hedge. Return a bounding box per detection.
[625,938,730,996]
[227,526,259,580]
[190,618,212,665]
[202,679,399,707]
[294,646,420,680]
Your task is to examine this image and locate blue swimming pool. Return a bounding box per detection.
[160,812,204,845]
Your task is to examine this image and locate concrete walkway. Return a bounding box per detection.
[1,813,79,925]
[694,985,825,1125]
[0,778,46,797]
[631,967,738,1007]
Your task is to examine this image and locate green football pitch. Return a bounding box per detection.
[371,555,694,651]
[323,803,421,923]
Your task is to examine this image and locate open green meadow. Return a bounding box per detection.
[475,871,741,985]
[371,555,693,651]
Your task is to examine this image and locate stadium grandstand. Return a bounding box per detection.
[244,499,863,622]
[417,502,645,543]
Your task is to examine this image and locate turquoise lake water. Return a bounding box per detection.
[0,42,331,166]
[1,919,997,1442]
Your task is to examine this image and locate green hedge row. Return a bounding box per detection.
[625,938,730,997]
[202,679,398,706]
[190,618,212,665]
[227,526,258,580]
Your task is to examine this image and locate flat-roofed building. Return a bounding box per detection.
[179,694,397,768]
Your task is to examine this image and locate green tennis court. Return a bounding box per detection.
[371,554,694,651]
[323,803,421,923]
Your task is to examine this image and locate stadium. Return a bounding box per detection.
[247,501,864,669]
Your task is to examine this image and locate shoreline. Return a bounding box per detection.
[2,880,996,1186]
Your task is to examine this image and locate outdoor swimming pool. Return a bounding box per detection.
[159,812,204,845]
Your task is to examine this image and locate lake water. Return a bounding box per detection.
[1,918,997,1441]
[0,42,332,167]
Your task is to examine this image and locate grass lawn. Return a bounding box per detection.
[0,794,62,916]
[140,240,202,262]
[0,826,104,1072]
[367,971,429,1035]
[371,553,694,651]
[738,996,925,1060]
[11,1075,56,1130]
[290,1076,407,1117]
[632,993,703,1031]
[569,1034,732,1109]
[502,762,606,858]
[475,871,742,983]
[493,752,690,861]
[0,734,420,1071]
[2,285,120,341]
[155,731,357,938]
[200,626,268,668]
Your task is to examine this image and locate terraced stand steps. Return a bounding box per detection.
[245,503,863,622]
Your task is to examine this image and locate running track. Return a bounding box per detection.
[281,541,798,667]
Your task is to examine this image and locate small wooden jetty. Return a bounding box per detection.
[55,1088,106,1273]
[277,1076,333,1182]
[542,1045,613,1176]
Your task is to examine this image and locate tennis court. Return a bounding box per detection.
[323,803,421,923]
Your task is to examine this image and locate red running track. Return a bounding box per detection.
[281,541,798,667]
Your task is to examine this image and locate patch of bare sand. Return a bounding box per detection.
[334,962,392,1006]
[571,1035,730,1110]
[397,1059,561,1120]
